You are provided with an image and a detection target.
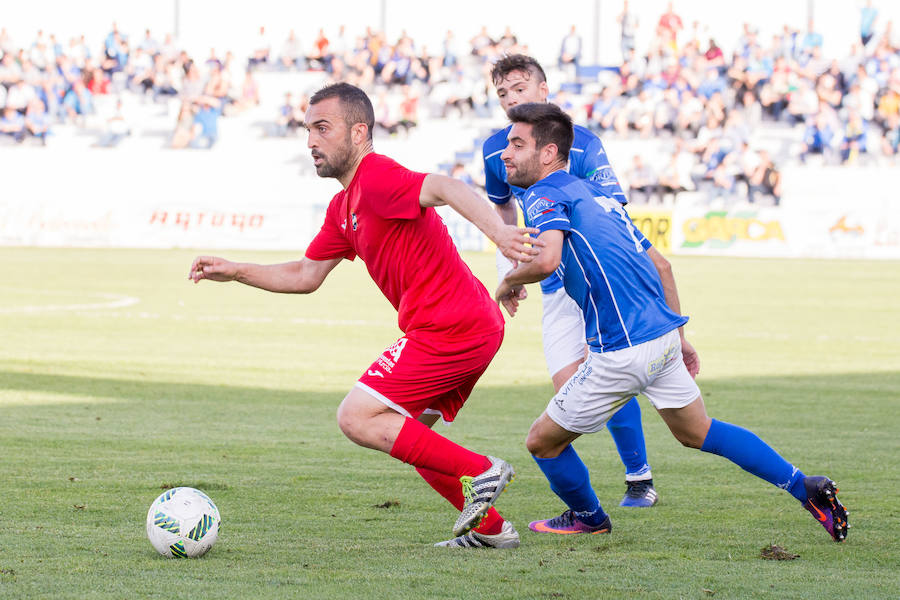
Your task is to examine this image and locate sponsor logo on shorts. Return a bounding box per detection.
[553,395,566,412]
[560,363,592,397]
[647,343,679,377]
[367,369,384,378]
[377,338,408,374]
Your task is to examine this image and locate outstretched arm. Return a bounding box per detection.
[419,173,543,263]
[647,247,699,377]
[188,255,343,294]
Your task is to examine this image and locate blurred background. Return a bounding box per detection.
[1,0,898,260]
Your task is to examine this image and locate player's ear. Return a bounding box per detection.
[350,122,369,145]
[538,80,549,101]
[540,143,559,166]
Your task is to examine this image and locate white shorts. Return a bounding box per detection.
[541,288,586,377]
[546,329,700,434]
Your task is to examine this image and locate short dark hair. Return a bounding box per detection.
[490,54,547,86]
[310,82,375,140]
[507,102,573,160]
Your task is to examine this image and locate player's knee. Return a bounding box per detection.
[526,428,560,458]
[671,426,705,449]
[336,402,364,444]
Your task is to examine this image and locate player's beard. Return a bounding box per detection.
[506,152,541,188]
[312,131,354,180]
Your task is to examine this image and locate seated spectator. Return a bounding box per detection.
[800,111,838,163]
[231,69,260,113]
[0,106,26,143]
[840,110,867,163]
[881,113,900,158]
[658,141,696,200]
[274,92,304,136]
[248,26,270,69]
[590,85,622,132]
[280,30,303,70]
[86,67,111,95]
[450,162,475,186]
[171,101,196,148]
[625,154,657,203]
[710,157,738,200]
[747,150,782,205]
[786,80,820,124]
[24,98,49,144]
[398,85,419,131]
[191,97,220,148]
[95,98,131,147]
[653,88,679,134]
[5,80,36,113]
[62,79,94,122]
[675,88,704,134]
[697,67,726,99]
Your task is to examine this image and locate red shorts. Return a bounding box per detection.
[356,328,504,423]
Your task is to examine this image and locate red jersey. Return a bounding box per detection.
[305,153,503,339]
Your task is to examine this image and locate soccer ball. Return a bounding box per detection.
[146,487,221,558]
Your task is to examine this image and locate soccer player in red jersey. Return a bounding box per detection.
[189,83,541,548]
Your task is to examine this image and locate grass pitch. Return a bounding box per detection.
[1,248,899,599]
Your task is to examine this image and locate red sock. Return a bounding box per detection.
[416,467,505,536]
[389,417,491,478]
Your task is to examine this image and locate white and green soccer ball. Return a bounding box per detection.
[146,487,221,558]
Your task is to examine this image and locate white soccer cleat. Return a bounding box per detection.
[435,520,520,548]
[452,456,515,536]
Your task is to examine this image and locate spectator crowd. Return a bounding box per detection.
[2,2,900,208]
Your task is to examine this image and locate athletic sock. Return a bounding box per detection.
[700,418,807,501]
[606,396,652,479]
[415,467,505,535]
[389,417,492,478]
[533,444,607,526]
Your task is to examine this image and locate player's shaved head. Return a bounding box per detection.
[491,54,547,86]
[310,82,375,141]
[507,102,573,160]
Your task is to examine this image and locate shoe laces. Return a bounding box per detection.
[460,476,475,503]
[546,510,577,528]
[625,480,652,499]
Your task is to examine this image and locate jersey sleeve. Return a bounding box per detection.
[578,135,629,205]
[364,158,427,220]
[483,146,512,205]
[523,186,571,235]
[305,196,357,262]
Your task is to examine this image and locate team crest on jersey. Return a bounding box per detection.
[350,213,359,231]
[526,197,555,222]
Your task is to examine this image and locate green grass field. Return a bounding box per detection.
[1,247,899,599]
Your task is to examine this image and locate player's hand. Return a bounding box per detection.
[495,281,527,316]
[681,336,700,378]
[496,225,544,264]
[189,256,238,283]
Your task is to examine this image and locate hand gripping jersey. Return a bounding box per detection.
[305,153,504,340]
[483,123,627,295]
[520,170,688,353]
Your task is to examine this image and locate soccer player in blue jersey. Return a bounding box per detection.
[484,54,660,509]
[494,102,848,542]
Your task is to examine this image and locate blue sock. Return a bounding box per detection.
[607,397,651,478]
[700,419,807,501]
[533,444,607,526]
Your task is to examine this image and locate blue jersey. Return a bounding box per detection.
[483,123,626,294]
[522,170,688,353]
